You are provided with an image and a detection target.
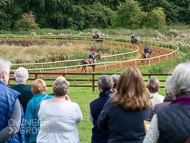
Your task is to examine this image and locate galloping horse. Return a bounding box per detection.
[131,38,139,45]
[142,50,152,63]
[93,36,103,43]
[78,54,101,72]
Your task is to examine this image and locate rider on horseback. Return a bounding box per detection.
[131,33,135,39]
[89,49,96,62]
[95,33,99,39]
[142,44,151,58]
[144,44,149,53]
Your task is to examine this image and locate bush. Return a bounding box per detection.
[145,7,166,29]
[112,0,144,29]
[14,12,39,31]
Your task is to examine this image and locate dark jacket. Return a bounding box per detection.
[144,46,149,53]
[98,98,151,143]
[90,90,114,143]
[10,84,33,113]
[154,96,173,113]
[157,96,190,143]
[0,80,25,143]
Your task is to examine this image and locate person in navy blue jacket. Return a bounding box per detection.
[89,75,114,143]
[0,58,25,143]
[95,33,99,39]
[98,67,151,143]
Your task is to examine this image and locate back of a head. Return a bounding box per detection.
[14,67,28,82]
[165,76,173,95]
[147,77,160,93]
[111,74,120,89]
[52,76,70,96]
[32,79,47,95]
[146,44,148,46]
[0,58,11,79]
[98,75,113,91]
[113,67,150,110]
[170,63,190,98]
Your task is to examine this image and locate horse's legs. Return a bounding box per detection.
[141,54,145,63]
[84,66,87,73]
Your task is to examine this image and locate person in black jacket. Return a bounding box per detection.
[89,75,114,143]
[10,67,33,113]
[98,67,151,143]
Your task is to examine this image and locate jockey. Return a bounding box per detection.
[95,33,99,39]
[89,50,95,62]
[142,44,150,58]
[131,33,135,39]
[144,44,150,53]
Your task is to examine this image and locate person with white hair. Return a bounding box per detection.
[153,76,174,113]
[0,58,25,142]
[37,76,82,143]
[89,75,114,143]
[111,74,120,91]
[144,63,190,143]
[10,67,33,113]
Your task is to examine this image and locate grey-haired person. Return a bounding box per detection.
[0,58,25,142]
[144,63,190,143]
[37,76,82,143]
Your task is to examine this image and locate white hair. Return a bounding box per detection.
[53,76,70,96]
[98,75,113,91]
[0,58,11,78]
[170,63,190,98]
[111,74,120,89]
[165,76,172,95]
[14,67,29,82]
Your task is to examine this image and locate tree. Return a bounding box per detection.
[146,7,166,29]
[112,0,144,29]
[14,12,39,31]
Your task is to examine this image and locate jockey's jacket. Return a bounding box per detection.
[95,33,99,37]
[131,34,135,38]
[144,46,149,53]
[90,52,95,55]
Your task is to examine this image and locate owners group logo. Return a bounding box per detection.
[8,119,49,134]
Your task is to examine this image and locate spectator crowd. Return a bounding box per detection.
[0,57,190,143]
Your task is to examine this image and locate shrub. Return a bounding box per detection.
[145,7,166,29]
[14,12,39,31]
[112,0,143,29]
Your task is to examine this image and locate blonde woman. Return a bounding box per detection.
[98,67,151,143]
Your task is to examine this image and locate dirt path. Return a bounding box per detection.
[43,42,174,73]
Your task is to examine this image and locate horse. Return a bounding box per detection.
[78,54,101,72]
[141,50,152,63]
[131,38,139,45]
[93,36,103,43]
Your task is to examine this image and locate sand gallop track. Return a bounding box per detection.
[44,41,174,73]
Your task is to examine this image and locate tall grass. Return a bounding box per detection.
[0,41,133,70]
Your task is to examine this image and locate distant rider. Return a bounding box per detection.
[89,50,95,62]
[131,33,135,39]
[142,44,150,58]
[95,33,99,39]
[144,44,150,53]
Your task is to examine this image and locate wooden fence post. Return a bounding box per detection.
[35,73,38,79]
[92,74,95,91]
